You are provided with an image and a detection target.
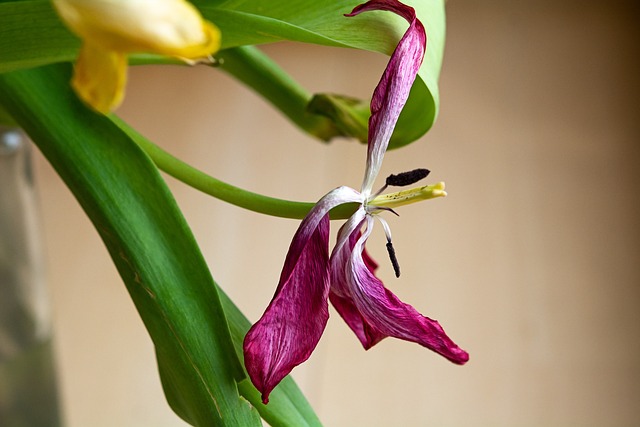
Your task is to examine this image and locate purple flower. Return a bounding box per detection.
[243,0,469,404]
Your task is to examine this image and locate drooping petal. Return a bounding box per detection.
[244,186,362,403]
[331,215,469,364]
[346,0,427,195]
[244,214,330,405]
[330,211,387,347]
[71,42,127,113]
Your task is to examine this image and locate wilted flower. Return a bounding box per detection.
[244,0,469,404]
[52,0,220,113]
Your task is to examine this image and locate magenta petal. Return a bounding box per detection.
[332,216,469,364]
[244,215,330,404]
[330,210,387,347]
[278,186,361,287]
[360,234,379,273]
[243,186,361,403]
[330,291,386,349]
[347,0,427,193]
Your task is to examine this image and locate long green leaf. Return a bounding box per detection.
[0,0,445,146]
[0,64,263,426]
[0,1,78,72]
[0,63,322,427]
[201,0,445,145]
[112,117,324,426]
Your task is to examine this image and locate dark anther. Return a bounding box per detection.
[385,168,430,187]
[386,242,401,278]
[377,206,400,216]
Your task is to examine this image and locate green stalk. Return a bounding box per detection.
[131,46,369,144]
[215,46,342,142]
[111,116,358,220]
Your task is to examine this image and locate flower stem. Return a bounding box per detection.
[215,46,343,142]
[132,46,367,143]
[111,116,357,220]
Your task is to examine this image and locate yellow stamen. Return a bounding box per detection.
[369,182,447,209]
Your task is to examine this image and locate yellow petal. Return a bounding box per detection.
[53,0,220,59]
[72,42,127,113]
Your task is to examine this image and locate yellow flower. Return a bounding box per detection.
[52,0,221,113]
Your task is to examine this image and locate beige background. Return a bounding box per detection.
[33,0,639,426]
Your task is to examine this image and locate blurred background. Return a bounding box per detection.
[29,0,639,425]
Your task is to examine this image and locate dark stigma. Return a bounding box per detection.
[386,242,401,278]
[385,168,430,187]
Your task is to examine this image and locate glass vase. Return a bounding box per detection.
[0,127,62,426]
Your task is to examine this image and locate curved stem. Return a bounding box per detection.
[215,46,342,142]
[130,47,343,141]
[111,116,357,220]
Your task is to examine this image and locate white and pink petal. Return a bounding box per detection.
[347,0,427,194]
[333,216,469,364]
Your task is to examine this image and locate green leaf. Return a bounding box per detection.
[111,118,324,426]
[0,103,17,126]
[0,0,444,147]
[202,0,446,146]
[0,62,322,427]
[0,1,79,73]
[0,64,263,426]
